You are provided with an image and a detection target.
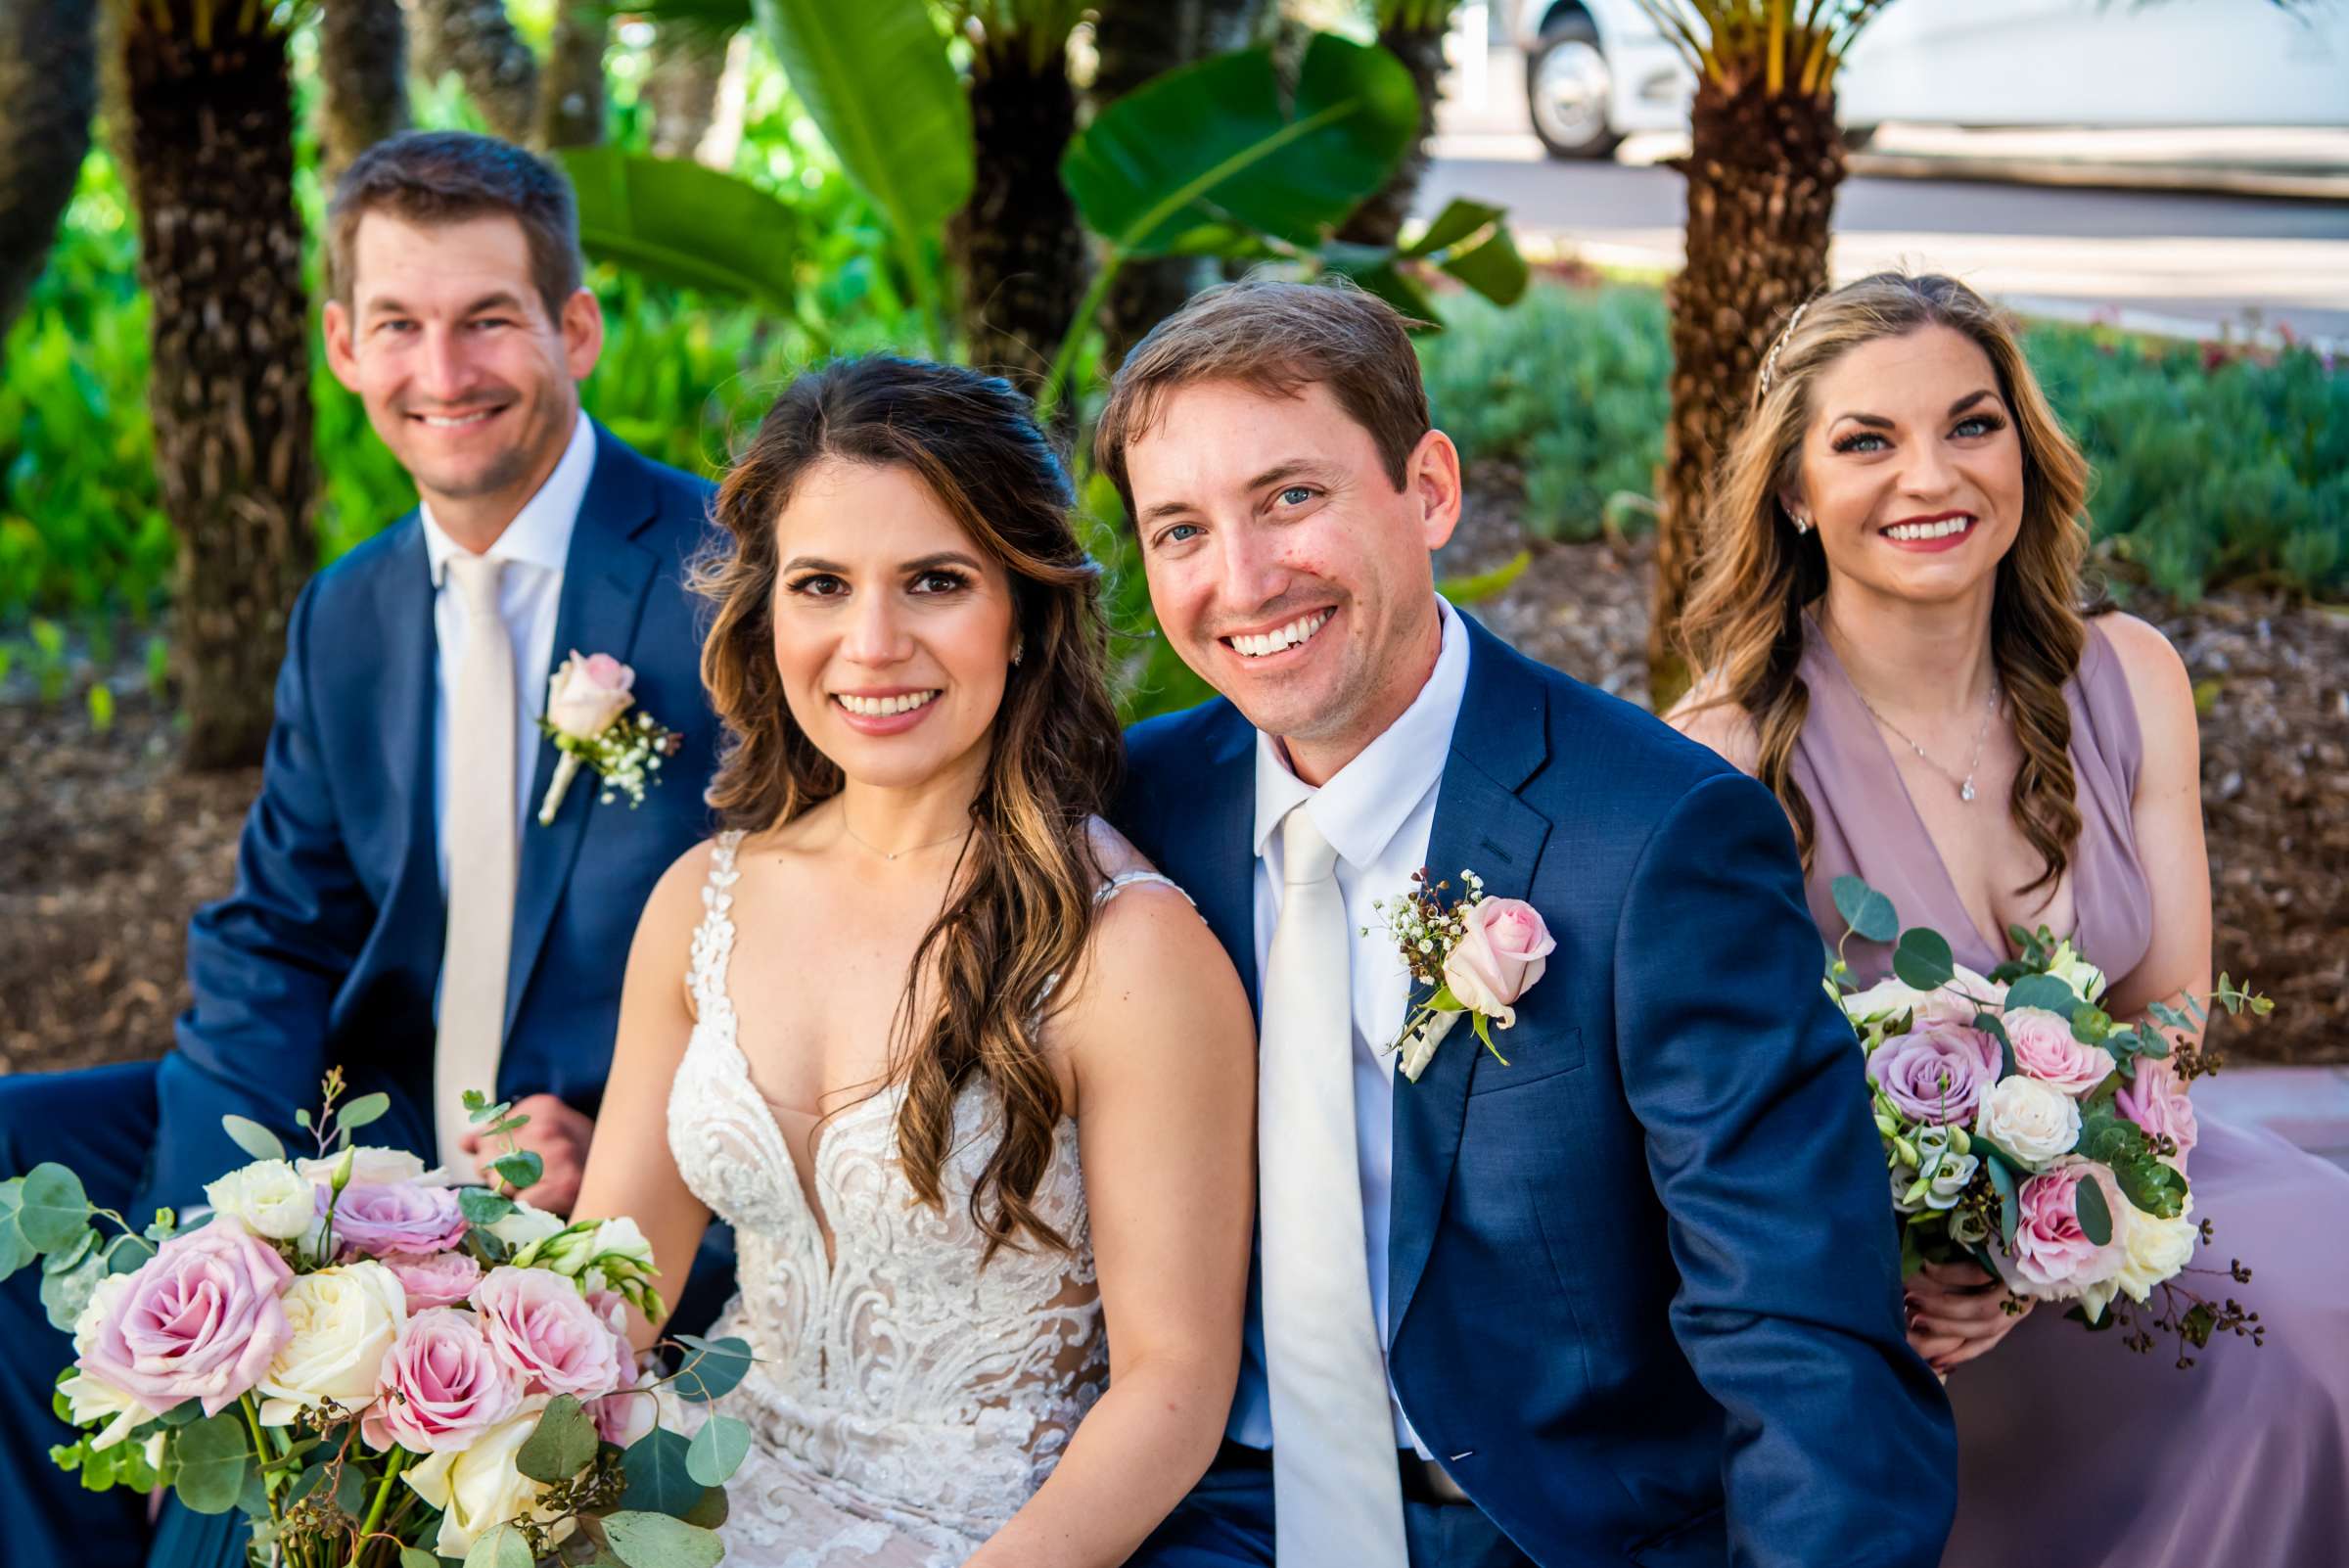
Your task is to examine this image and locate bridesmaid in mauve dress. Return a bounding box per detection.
[1797,619,2349,1568]
[1669,270,2349,1568]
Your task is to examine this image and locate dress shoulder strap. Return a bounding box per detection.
[1094,868,1192,907]
[687,830,746,1017]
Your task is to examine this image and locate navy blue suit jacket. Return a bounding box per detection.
[150,423,720,1205]
[1115,612,1956,1568]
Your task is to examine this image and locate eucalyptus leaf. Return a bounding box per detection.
[2074,1173,2113,1246]
[685,1412,751,1487]
[219,1116,287,1164]
[601,1511,725,1568]
[337,1092,391,1133]
[1890,928,1956,992]
[491,1151,545,1192]
[670,1335,754,1404]
[2004,974,2079,1017]
[464,1523,536,1568]
[18,1163,92,1251]
[518,1394,599,1484]
[399,1549,442,1568]
[1983,1147,2021,1252]
[0,1216,33,1282]
[43,1222,99,1275]
[1831,875,1900,944]
[621,1426,702,1517]
[171,1412,253,1515]
[1971,1012,2018,1081]
[104,1231,152,1275]
[40,1248,106,1332]
[460,1188,517,1225]
[679,1484,730,1530]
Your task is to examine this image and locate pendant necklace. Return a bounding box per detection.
[1853,677,2003,805]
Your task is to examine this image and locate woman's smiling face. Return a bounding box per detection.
[768,458,1019,792]
[1793,325,2028,607]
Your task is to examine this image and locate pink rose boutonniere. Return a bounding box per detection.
[535,651,684,824]
[1371,869,1556,1082]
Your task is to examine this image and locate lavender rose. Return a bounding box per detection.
[364,1308,525,1453]
[2004,1005,2116,1097]
[334,1183,470,1259]
[77,1218,293,1416]
[1865,1023,2002,1126]
[472,1267,626,1399]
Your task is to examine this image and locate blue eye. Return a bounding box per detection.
[1155,523,1203,548]
[1276,485,1315,506]
[1954,414,2005,438]
[1832,432,1887,454]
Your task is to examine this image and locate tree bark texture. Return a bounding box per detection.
[1087,0,1266,367]
[0,0,97,354]
[951,32,1086,399]
[409,0,537,146]
[319,0,411,187]
[1649,77,1843,708]
[644,23,724,162]
[124,10,317,770]
[1333,9,1448,250]
[533,0,604,149]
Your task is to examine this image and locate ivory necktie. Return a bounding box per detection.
[1260,806,1410,1568]
[434,554,519,1173]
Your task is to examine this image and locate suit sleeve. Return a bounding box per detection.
[156,576,382,1203]
[1614,770,1957,1568]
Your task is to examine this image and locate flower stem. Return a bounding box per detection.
[237,1397,283,1524]
[348,1447,408,1567]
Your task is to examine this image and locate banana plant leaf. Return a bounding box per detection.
[560,149,803,313]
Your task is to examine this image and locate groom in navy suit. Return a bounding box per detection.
[0,132,722,1566]
[1105,280,1956,1568]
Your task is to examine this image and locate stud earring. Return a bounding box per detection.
[1790,511,1813,536]
[1010,639,1025,667]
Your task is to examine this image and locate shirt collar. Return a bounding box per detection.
[1252,597,1472,867]
[421,410,596,587]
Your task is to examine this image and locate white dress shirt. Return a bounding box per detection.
[420,410,595,887]
[1241,596,1471,1453]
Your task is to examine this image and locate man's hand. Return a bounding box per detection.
[460,1093,595,1215]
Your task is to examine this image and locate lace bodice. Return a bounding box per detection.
[665,830,1179,1563]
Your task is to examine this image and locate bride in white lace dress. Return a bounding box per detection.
[573,358,1257,1567]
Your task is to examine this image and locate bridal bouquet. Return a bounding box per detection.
[2,1074,752,1566]
[1826,877,2268,1365]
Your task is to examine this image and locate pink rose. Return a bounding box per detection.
[2008,1160,2127,1295]
[472,1268,626,1399]
[383,1250,485,1311]
[2115,1056,2199,1157]
[1865,1023,2002,1126]
[545,651,635,741]
[1913,966,2007,1030]
[577,1289,656,1446]
[1441,899,1556,1028]
[334,1183,471,1259]
[363,1308,525,1453]
[2004,1006,2116,1097]
[77,1218,293,1416]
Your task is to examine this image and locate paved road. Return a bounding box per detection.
[1418,151,2349,346]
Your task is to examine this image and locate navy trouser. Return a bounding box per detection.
[0,1061,163,1568]
[1131,1443,1535,1568]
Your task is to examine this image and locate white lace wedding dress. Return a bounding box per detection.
[664,830,1179,1566]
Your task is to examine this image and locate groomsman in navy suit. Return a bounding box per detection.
[0,131,724,1565]
[1105,281,1957,1568]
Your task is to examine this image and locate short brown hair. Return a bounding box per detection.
[328,131,582,323]
[1092,276,1431,518]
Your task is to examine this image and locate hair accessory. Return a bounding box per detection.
[1758,296,1818,398]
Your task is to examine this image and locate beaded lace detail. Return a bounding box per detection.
[665,830,1177,1564]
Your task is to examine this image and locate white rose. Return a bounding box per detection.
[2046,941,2110,1006]
[402,1398,577,1557]
[254,1261,407,1425]
[204,1159,321,1241]
[1975,1075,2082,1170]
[61,1276,159,1452]
[299,1145,427,1188]
[487,1201,567,1250]
[2114,1194,2197,1305]
[1841,976,1929,1027]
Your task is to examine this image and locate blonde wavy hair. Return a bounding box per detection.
[1677,272,2096,895]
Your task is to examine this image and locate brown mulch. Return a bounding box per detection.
[4,502,2344,1075]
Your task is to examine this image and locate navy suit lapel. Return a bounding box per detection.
[1387,614,1553,1339]
[504,425,663,1036]
[374,517,443,962]
[1182,706,1263,1015]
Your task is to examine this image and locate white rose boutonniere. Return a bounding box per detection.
[535,652,684,825]
[1369,869,1556,1083]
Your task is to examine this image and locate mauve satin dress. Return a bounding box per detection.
[1793,618,2349,1568]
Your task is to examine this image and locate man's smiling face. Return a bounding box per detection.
[323,211,599,522]
[1126,378,1459,782]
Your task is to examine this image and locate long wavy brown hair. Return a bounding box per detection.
[693,356,1123,1261]
[1677,272,2096,896]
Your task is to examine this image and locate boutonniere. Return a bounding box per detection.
[534,651,684,824]
[1370,869,1557,1082]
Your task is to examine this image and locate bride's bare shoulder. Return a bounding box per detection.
[1664,675,1763,776]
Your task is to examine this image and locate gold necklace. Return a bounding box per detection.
[838,812,972,862]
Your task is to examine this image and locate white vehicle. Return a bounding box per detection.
[1512,0,2349,160]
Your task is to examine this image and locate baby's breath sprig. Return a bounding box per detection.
[537,708,684,817]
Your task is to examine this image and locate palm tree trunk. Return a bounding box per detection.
[1334,7,1451,249]
[319,0,411,186]
[534,0,604,149]
[644,24,724,162]
[0,0,97,355]
[1649,77,1843,707]
[123,3,316,769]
[409,0,537,146]
[1088,0,1266,367]
[951,30,1084,399]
